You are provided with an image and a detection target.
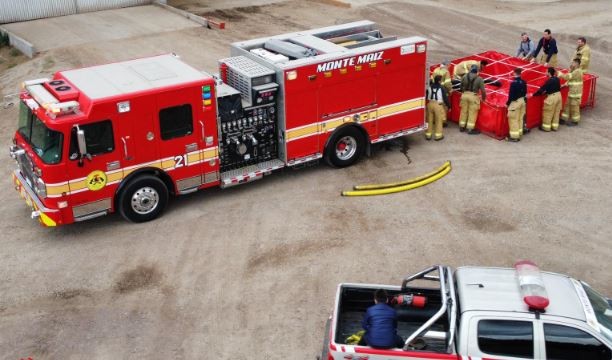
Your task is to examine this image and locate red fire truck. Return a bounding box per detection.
[9,21,427,226]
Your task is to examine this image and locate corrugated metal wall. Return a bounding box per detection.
[76,0,152,13]
[0,0,153,24]
[0,0,76,23]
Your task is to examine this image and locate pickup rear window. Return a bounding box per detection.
[477,319,533,358]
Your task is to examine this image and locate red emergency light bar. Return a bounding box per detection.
[515,260,550,311]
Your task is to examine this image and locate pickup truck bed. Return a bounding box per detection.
[335,286,449,353]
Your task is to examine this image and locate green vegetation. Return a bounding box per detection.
[0,31,9,48]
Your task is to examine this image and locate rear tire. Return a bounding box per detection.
[325,126,365,168]
[118,175,169,223]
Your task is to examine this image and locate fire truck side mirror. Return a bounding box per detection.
[77,129,87,155]
[76,128,90,166]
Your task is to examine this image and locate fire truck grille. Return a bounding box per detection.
[16,150,36,188]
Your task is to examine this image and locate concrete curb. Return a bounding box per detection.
[0,26,36,58]
[310,0,351,8]
[153,1,209,27]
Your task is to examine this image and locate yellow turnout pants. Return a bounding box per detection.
[460,92,480,130]
[541,92,562,131]
[561,97,581,124]
[507,98,526,140]
[426,101,445,140]
[537,53,558,67]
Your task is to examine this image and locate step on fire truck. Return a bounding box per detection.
[322,262,612,360]
[9,21,427,226]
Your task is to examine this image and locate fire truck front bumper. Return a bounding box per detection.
[13,170,60,227]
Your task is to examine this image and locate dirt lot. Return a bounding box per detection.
[0,1,611,359]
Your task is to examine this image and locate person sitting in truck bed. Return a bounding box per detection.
[358,289,404,349]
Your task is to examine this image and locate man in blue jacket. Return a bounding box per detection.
[516,32,535,60]
[359,289,404,349]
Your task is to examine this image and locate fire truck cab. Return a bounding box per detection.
[323,264,612,360]
[10,21,428,226]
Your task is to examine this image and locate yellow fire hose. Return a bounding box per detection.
[353,161,451,190]
[341,161,452,197]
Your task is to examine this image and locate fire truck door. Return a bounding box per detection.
[65,116,127,212]
[155,89,205,193]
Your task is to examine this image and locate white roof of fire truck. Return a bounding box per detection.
[60,54,208,100]
[455,266,588,322]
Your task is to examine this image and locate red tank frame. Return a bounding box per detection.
[431,51,598,139]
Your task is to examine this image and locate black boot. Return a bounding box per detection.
[467,128,480,135]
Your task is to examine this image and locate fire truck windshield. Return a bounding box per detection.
[18,101,63,164]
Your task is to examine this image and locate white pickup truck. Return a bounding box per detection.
[321,264,612,360]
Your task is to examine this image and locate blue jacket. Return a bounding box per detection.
[516,39,535,58]
[362,303,399,348]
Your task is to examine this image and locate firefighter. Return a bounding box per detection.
[571,37,591,72]
[431,60,452,94]
[430,60,452,127]
[453,60,488,80]
[506,68,527,142]
[559,59,584,126]
[425,75,451,141]
[533,67,562,131]
[532,29,558,67]
[516,32,536,60]
[459,65,486,134]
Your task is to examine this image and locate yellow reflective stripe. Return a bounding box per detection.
[285,98,424,141]
[40,212,57,227]
[286,124,320,140]
[202,147,218,160]
[378,99,424,117]
[161,159,175,170]
[46,183,70,196]
[69,179,88,192]
[568,81,583,86]
[106,171,123,183]
[187,152,200,163]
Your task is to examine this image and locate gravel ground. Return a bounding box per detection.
[0,1,610,359]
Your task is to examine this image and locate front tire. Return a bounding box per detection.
[118,175,169,223]
[325,126,365,168]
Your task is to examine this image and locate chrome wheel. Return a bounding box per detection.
[335,136,357,161]
[131,186,159,215]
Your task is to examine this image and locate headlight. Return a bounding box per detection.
[34,177,47,198]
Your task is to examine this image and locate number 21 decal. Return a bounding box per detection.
[174,154,188,168]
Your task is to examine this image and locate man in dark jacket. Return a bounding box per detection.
[534,67,562,131]
[360,289,404,349]
[532,29,558,67]
[425,75,451,141]
[506,68,528,141]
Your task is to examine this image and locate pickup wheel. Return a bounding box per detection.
[325,126,365,168]
[118,175,169,223]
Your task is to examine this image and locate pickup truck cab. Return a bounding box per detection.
[322,264,611,360]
